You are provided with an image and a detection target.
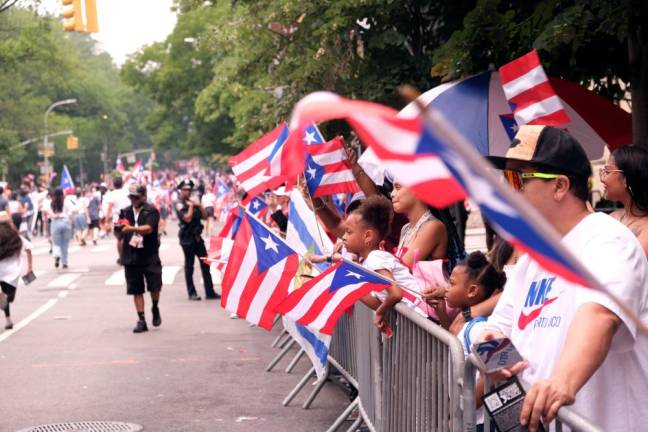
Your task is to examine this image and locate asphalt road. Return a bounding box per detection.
[1,222,348,432]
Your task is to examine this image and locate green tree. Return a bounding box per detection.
[432,0,648,149]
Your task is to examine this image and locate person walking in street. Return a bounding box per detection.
[105,176,131,265]
[0,215,34,330]
[50,188,73,269]
[174,179,218,301]
[117,184,163,333]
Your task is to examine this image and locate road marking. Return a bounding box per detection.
[68,246,80,253]
[57,291,69,299]
[91,245,110,253]
[0,298,59,343]
[162,266,181,285]
[105,270,125,286]
[159,244,169,251]
[47,273,81,288]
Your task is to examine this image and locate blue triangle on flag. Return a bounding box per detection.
[499,114,519,140]
[329,261,389,293]
[247,214,295,273]
[304,124,325,145]
[305,153,325,194]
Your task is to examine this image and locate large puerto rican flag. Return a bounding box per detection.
[275,259,392,335]
[229,124,288,199]
[499,49,570,127]
[305,136,359,197]
[220,211,300,330]
[284,91,621,295]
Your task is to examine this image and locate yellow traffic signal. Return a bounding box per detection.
[67,135,79,150]
[85,0,99,33]
[62,0,83,32]
[62,0,99,33]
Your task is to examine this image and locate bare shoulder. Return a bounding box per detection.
[419,219,446,236]
[609,210,623,221]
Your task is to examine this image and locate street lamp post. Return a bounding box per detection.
[43,98,77,182]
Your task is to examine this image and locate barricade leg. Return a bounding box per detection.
[266,339,296,372]
[325,396,359,432]
[285,348,305,373]
[271,328,288,348]
[302,373,329,409]
[344,416,362,432]
[283,366,315,406]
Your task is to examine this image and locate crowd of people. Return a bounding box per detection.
[0,125,646,430]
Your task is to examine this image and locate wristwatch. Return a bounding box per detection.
[326,254,333,263]
[461,307,473,322]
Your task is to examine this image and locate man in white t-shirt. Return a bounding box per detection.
[482,125,648,431]
[104,177,131,265]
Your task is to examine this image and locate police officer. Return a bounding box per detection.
[175,179,218,301]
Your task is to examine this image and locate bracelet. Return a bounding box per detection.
[326,255,333,263]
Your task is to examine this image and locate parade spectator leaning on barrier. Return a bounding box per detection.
[600,145,648,256]
[477,125,648,431]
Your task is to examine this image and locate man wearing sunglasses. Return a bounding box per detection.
[480,125,648,431]
[117,184,163,333]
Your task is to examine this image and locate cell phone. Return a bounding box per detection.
[22,271,36,285]
[482,377,546,432]
[471,337,523,373]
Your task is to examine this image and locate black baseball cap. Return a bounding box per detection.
[488,125,592,179]
[128,184,146,197]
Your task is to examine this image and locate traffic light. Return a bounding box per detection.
[85,0,98,33]
[67,135,79,150]
[62,0,99,33]
[62,0,83,32]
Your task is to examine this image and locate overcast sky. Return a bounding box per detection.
[39,0,178,65]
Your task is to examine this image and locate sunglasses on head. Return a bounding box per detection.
[502,170,561,191]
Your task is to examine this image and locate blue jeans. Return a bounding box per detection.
[51,219,72,265]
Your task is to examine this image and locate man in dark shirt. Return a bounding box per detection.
[118,184,162,333]
[175,179,218,301]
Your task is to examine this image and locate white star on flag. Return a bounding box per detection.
[345,271,361,280]
[261,235,279,253]
[252,200,260,209]
[306,165,317,179]
[304,131,318,145]
[510,123,519,133]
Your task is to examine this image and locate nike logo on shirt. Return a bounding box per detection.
[517,297,558,330]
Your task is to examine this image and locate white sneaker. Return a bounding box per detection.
[228,313,239,319]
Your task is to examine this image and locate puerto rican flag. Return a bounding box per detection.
[60,164,75,195]
[285,91,605,290]
[229,124,288,199]
[499,49,570,127]
[247,196,268,218]
[218,206,244,239]
[305,136,359,197]
[275,260,392,335]
[303,123,326,145]
[221,211,300,330]
[215,178,231,208]
[201,236,233,271]
[266,122,327,181]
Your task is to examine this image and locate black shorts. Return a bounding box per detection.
[89,219,100,229]
[125,261,162,295]
[205,207,214,218]
[1,282,16,303]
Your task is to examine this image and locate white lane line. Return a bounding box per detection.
[47,273,81,288]
[58,291,69,299]
[106,270,125,286]
[34,270,47,278]
[0,298,59,343]
[68,246,80,253]
[91,245,110,253]
[159,244,169,251]
[162,266,181,285]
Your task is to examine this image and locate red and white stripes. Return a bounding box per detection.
[499,50,570,127]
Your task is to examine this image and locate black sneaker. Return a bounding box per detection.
[133,320,148,333]
[54,257,60,268]
[205,293,221,300]
[188,293,202,301]
[62,264,68,269]
[152,307,161,327]
[5,318,13,330]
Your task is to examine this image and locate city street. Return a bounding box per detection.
[1,223,347,432]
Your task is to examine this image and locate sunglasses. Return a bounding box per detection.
[598,167,624,178]
[503,170,561,191]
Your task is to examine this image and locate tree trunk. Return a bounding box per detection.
[628,21,648,150]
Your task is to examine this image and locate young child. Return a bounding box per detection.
[443,251,507,431]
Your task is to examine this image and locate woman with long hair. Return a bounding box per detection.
[50,188,73,268]
[600,145,648,256]
[0,217,33,329]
